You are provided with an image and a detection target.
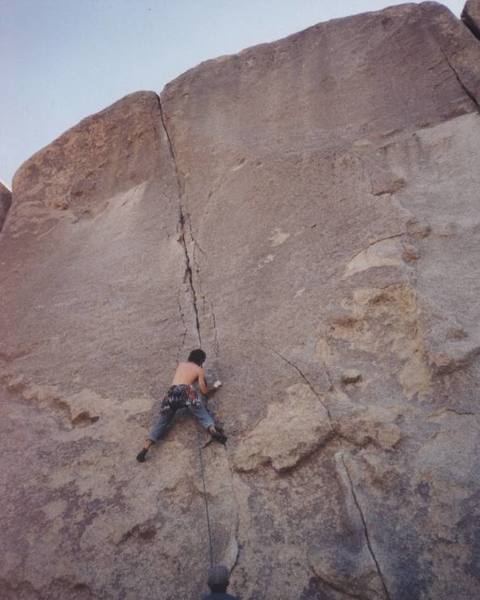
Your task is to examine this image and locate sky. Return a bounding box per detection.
[1,0,465,188]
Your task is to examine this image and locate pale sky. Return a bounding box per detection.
[1,0,465,188]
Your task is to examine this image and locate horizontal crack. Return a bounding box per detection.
[347,232,406,265]
[428,407,476,418]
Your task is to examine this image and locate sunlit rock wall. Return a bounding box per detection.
[1,2,480,599]
[0,182,11,231]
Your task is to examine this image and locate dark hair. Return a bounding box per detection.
[188,349,206,366]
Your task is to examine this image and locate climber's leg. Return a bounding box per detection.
[189,402,227,444]
[189,400,215,430]
[136,405,176,462]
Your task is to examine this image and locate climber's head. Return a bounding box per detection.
[207,564,230,593]
[188,348,206,366]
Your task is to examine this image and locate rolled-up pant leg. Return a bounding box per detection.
[189,401,215,430]
[148,406,176,442]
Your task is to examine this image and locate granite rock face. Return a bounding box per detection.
[462,0,480,38]
[2,2,480,599]
[0,182,12,231]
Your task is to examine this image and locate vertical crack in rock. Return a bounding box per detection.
[176,289,188,362]
[341,456,392,600]
[185,214,221,356]
[179,209,203,345]
[155,93,202,345]
[187,217,207,256]
[209,300,220,354]
[155,95,221,358]
[154,93,237,578]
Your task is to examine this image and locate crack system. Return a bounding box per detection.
[341,455,392,600]
[267,345,383,456]
[176,289,188,362]
[155,93,202,346]
[155,93,221,358]
[179,209,203,345]
[155,93,238,579]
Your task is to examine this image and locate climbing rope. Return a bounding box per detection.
[196,429,214,567]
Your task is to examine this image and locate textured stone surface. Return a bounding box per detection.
[233,383,333,472]
[0,91,220,600]
[0,181,11,231]
[1,2,480,599]
[462,0,480,38]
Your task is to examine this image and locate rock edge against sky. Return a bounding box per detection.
[1,2,480,599]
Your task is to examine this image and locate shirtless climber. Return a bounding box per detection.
[136,349,226,462]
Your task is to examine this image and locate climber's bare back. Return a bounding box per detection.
[172,361,208,394]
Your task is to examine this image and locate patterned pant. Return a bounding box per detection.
[148,384,214,442]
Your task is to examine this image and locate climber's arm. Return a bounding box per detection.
[198,368,209,395]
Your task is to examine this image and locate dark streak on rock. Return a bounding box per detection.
[347,232,406,265]
[462,4,480,41]
[435,43,480,113]
[341,455,392,600]
[268,345,334,425]
[118,520,158,545]
[0,349,32,363]
[176,289,188,361]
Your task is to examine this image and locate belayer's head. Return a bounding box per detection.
[207,564,230,593]
[188,348,206,366]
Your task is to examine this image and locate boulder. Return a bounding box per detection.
[462,0,480,39]
[0,181,11,231]
[1,3,480,599]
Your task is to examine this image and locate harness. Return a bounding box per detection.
[161,384,200,412]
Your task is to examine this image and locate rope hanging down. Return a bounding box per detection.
[196,429,214,567]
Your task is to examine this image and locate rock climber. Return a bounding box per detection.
[136,349,226,462]
[202,565,239,600]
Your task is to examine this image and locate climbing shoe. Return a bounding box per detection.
[211,430,228,445]
[136,449,148,463]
